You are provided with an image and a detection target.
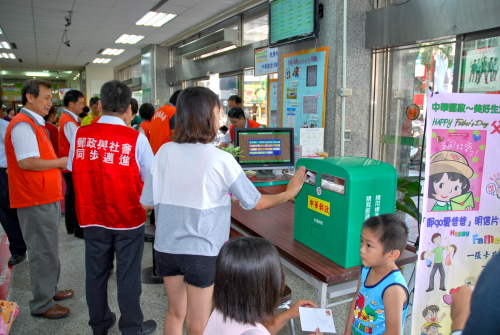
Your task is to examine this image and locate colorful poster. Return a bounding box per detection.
[460,36,499,94]
[281,47,328,145]
[412,92,500,335]
[255,47,278,76]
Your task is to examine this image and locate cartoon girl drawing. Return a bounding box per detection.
[428,150,474,211]
[445,244,457,273]
[420,251,433,274]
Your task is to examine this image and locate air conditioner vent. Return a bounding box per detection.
[178,28,238,59]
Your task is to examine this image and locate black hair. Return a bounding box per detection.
[139,103,155,121]
[422,305,440,317]
[228,95,242,104]
[6,107,14,115]
[100,80,131,114]
[130,98,138,115]
[219,125,228,132]
[428,172,470,199]
[227,106,245,120]
[82,106,90,114]
[362,214,408,256]
[63,90,84,107]
[22,79,52,105]
[43,106,58,121]
[213,237,284,326]
[89,96,100,107]
[78,112,87,119]
[169,90,182,106]
[171,87,220,144]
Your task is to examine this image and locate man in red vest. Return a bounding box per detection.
[149,90,181,154]
[5,79,73,319]
[59,90,84,238]
[218,106,262,148]
[68,80,156,335]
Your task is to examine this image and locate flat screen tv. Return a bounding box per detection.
[234,127,295,178]
[269,0,318,47]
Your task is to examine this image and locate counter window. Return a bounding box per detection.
[321,174,345,195]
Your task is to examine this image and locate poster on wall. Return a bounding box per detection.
[412,92,500,335]
[268,79,279,127]
[281,47,328,145]
[255,47,278,76]
[461,37,499,94]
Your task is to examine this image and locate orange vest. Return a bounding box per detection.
[5,111,62,208]
[58,110,79,173]
[139,121,152,142]
[229,119,262,142]
[150,104,176,154]
[71,123,145,229]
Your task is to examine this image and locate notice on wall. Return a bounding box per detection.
[300,128,324,156]
[269,79,279,127]
[412,92,500,335]
[281,47,329,145]
[255,47,279,76]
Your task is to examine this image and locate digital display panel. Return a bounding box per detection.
[269,0,317,47]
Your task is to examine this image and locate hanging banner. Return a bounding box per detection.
[412,92,500,335]
[268,79,279,127]
[281,47,328,145]
[254,47,278,76]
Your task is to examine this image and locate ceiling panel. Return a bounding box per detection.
[155,4,191,15]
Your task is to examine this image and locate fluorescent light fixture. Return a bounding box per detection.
[0,28,3,34]
[0,52,15,59]
[26,72,51,77]
[115,34,144,44]
[101,48,125,55]
[93,58,112,64]
[0,41,11,49]
[136,11,176,27]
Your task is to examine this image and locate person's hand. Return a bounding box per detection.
[287,299,317,319]
[286,166,306,198]
[451,285,474,331]
[59,157,68,169]
[309,328,323,335]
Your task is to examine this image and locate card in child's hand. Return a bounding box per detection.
[299,307,336,333]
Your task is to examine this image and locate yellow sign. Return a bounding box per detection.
[307,195,330,216]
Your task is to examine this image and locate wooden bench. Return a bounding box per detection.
[231,201,418,308]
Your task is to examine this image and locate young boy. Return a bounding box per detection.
[344,214,409,335]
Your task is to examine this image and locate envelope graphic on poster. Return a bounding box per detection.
[450,192,475,211]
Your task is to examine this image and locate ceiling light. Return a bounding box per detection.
[0,28,3,34]
[0,52,15,59]
[0,41,11,49]
[93,58,112,64]
[26,72,51,77]
[101,48,125,55]
[136,11,177,27]
[115,34,144,44]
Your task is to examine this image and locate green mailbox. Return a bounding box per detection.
[293,157,397,268]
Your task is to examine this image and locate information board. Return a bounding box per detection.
[269,0,317,46]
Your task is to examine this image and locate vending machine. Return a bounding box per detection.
[293,157,397,268]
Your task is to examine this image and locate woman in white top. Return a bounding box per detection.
[140,87,306,335]
[204,237,322,335]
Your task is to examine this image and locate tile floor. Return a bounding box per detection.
[7,218,416,335]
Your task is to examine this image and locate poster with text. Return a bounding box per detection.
[412,92,500,335]
[281,47,328,145]
[255,47,279,76]
[269,79,279,127]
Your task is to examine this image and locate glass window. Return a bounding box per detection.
[459,36,499,93]
[243,69,268,126]
[243,6,268,45]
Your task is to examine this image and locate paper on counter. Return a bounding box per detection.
[299,307,336,333]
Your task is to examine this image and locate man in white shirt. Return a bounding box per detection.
[0,118,27,266]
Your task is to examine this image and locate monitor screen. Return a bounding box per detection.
[269,0,318,47]
[234,128,294,169]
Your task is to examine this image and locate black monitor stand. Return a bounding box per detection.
[255,170,276,179]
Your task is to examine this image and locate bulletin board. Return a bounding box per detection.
[268,79,279,128]
[281,47,329,145]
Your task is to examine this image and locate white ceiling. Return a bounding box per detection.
[0,0,249,76]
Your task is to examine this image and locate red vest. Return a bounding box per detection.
[150,104,176,154]
[5,111,62,208]
[139,121,152,142]
[71,123,146,229]
[229,119,262,142]
[58,111,79,173]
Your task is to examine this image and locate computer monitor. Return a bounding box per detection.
[234,127,294,178]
